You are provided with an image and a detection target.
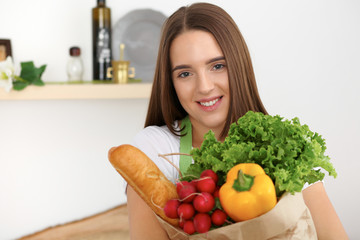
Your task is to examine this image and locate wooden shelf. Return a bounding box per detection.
[0,83,152,100]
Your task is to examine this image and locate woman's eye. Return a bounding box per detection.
[213,63,225,70]
[178,72,190,78]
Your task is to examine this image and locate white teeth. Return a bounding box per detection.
[200,98,219,107]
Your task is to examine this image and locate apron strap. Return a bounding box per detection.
[180,115,192,175]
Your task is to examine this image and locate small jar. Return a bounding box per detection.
[67,46,84,82]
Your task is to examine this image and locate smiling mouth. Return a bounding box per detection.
[199,97,222,107]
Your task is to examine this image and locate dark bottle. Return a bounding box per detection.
[92,0,112,80]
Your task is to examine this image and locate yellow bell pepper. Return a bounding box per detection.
[219,163,277,222]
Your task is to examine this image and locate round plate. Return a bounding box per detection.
[112,9,167,83]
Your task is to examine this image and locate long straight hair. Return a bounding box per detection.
[145,3,267,138]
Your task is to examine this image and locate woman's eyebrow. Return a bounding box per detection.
[171,56,225,72]
[206,56,225,64]
[172,64,191,73]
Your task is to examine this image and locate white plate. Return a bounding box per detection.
[112,9,167,83]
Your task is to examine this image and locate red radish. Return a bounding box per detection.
[211,209,227,226]
[177,203,195,220]
[193,192,215,213]
[179,218,186,228]
[176,181,192,194]
[193,213,212,233]
[183,220,196,235]
[178,184,197,202]
[196,177,216,194]
[164,199,180,219]
[213,186,220,198]
[200,169,218,184]
[190,179,198,189]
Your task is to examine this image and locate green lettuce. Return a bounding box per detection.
[184,111,337,196]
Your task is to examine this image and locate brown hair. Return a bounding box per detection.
[145,2,267,137]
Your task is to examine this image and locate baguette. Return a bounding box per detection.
[108,144,179,226]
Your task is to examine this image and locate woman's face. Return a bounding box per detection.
[170,30,230,137]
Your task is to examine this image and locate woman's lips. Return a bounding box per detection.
[197,96,223,112]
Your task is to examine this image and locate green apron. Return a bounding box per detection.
[179,115,192,175]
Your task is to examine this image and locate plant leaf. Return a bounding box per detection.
[20,61,36,83]
[17,61,46,89]
[32,64,46,86]
[13,81,29,91]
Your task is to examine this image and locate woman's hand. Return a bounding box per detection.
[127,186,170,240]
[302,182,348,240]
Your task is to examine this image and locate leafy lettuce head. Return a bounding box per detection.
[187,111,337,196]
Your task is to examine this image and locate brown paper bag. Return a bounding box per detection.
[156,192,317,240]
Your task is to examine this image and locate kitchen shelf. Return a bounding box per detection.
[0,82,152,100]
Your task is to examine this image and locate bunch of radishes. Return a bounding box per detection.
[164,169,229,235]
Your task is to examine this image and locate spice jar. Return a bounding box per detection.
[67,46,84,82]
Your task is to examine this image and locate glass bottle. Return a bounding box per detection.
[67,46,84,82]
[92,0,112,80]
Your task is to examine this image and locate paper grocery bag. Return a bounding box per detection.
[156,192,317,240]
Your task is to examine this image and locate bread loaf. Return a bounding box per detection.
[108,144,179,226]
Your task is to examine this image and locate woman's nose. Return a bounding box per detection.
[196,72,214,94]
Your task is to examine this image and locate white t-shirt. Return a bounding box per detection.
[132,123,182,184]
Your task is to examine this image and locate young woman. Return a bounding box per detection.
[127,3,348,239]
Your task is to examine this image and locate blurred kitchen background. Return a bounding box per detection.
[0,0,359,239]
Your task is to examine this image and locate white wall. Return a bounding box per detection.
[1,0,359,239]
